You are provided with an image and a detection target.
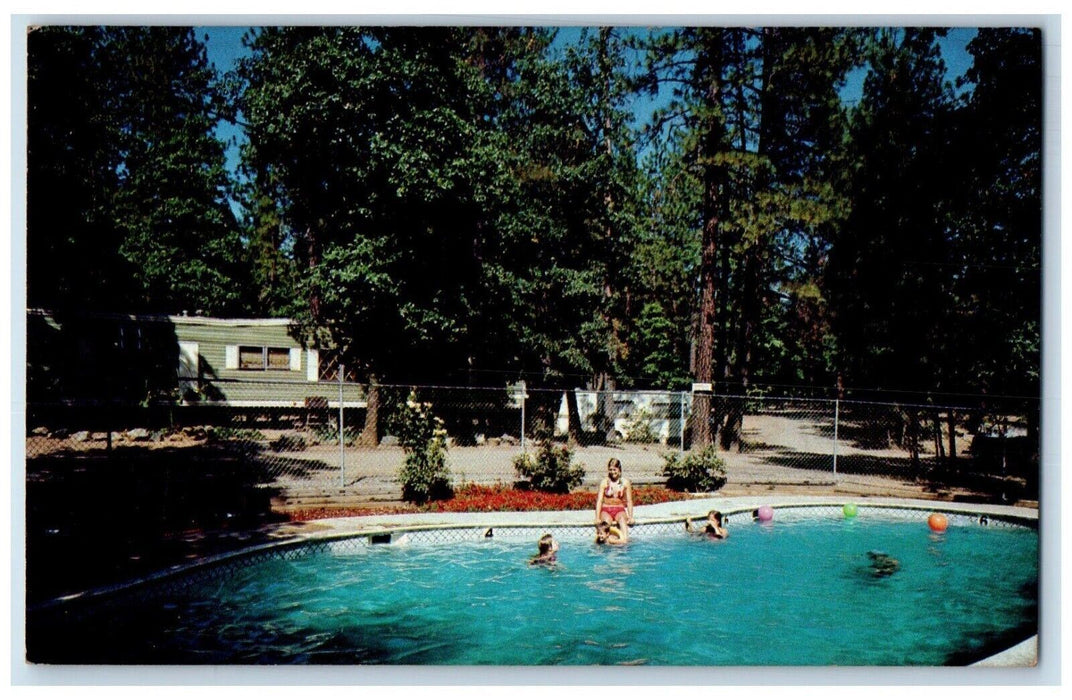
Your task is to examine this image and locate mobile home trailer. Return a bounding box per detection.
[555,389,689,445]
[26,309,365,409]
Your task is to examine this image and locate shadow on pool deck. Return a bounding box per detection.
[25,444,291,604]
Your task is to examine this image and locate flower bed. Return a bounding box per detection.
[286,483,688,521]
[430,483,683,512]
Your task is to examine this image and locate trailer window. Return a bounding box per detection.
[238,346,294,371]
[267,348,291,370]
[239,346,265,369]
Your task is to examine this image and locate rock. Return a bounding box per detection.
[499,434,520,446]
[380,435,399,447]
[30,426,49,437]
[127,428,151,441]
[71,430,91,442]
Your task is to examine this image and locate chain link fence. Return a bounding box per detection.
[25,379,1040,506]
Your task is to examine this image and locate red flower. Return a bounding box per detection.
[287,483,686,521]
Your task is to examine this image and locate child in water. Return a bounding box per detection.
[595,520,626,545]
[530,533,559,566]
[867,550,900,577]
[685,510,728,539]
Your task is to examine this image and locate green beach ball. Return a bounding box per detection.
[843,503,858,519]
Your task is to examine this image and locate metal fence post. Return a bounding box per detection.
[680,390,686,454]
[832,396,840,481]
[520,380,526,452]
[339,365,345,489]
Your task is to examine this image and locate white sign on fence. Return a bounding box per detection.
[507,381,528,408]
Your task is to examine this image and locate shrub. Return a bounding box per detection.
[396,394,453,504]
[662,446,728,493]
[622,407,659,443]
[513,439,585,494]
[206,426,266,442]
[312,421,361,446]
[269,433,307,452]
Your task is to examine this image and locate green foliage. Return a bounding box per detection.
[513,440,585,494]
[27,26,1041,426]
[825,28,959,399]
[27,26,248,315]
[629,303,691,389]
[820,27,1042,407]
[629,27,857,414]
[661,447,728,493]
[312,422,361,446]
[395,394,453,504]
[206,426,266,442]
[945,28,1041,401]
[238,27,645,387]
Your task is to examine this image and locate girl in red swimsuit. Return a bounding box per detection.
[594,458,634,541]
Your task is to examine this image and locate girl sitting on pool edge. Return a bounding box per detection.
[594,458,634,540]
[685,510,728,539]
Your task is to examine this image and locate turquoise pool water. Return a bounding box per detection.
[30,517,1038,665]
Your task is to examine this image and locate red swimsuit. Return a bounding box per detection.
[600,480,627,519]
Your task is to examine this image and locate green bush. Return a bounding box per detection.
[313,421,361,446]
[662,446,728,493]
[396,394,453,504]
[206,426,266,442]
[513,439,585,494]
[622,407,659,443]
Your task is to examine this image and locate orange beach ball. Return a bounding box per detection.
[927,513,949,533]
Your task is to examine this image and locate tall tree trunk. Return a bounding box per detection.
[947,410,957,463]
[356,374,380,447]
[909,409,921,480]
[690,29,727,449]
[597,28,621,383]
[594,371,615,442]
[933,410,945,461]
[306,225,321,321]
[692,213,718,448]
[566,388,584,446]
[1025,402,1039,495]
[723,248,760,450]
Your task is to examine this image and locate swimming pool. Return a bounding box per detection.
[27,506,1038,665]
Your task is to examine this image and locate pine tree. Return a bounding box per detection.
[27,26,245,315]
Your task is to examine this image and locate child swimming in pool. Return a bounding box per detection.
[685,510,728,539]
[530,533,559,565]
[867,550,900,577]
[595,520,626,545]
